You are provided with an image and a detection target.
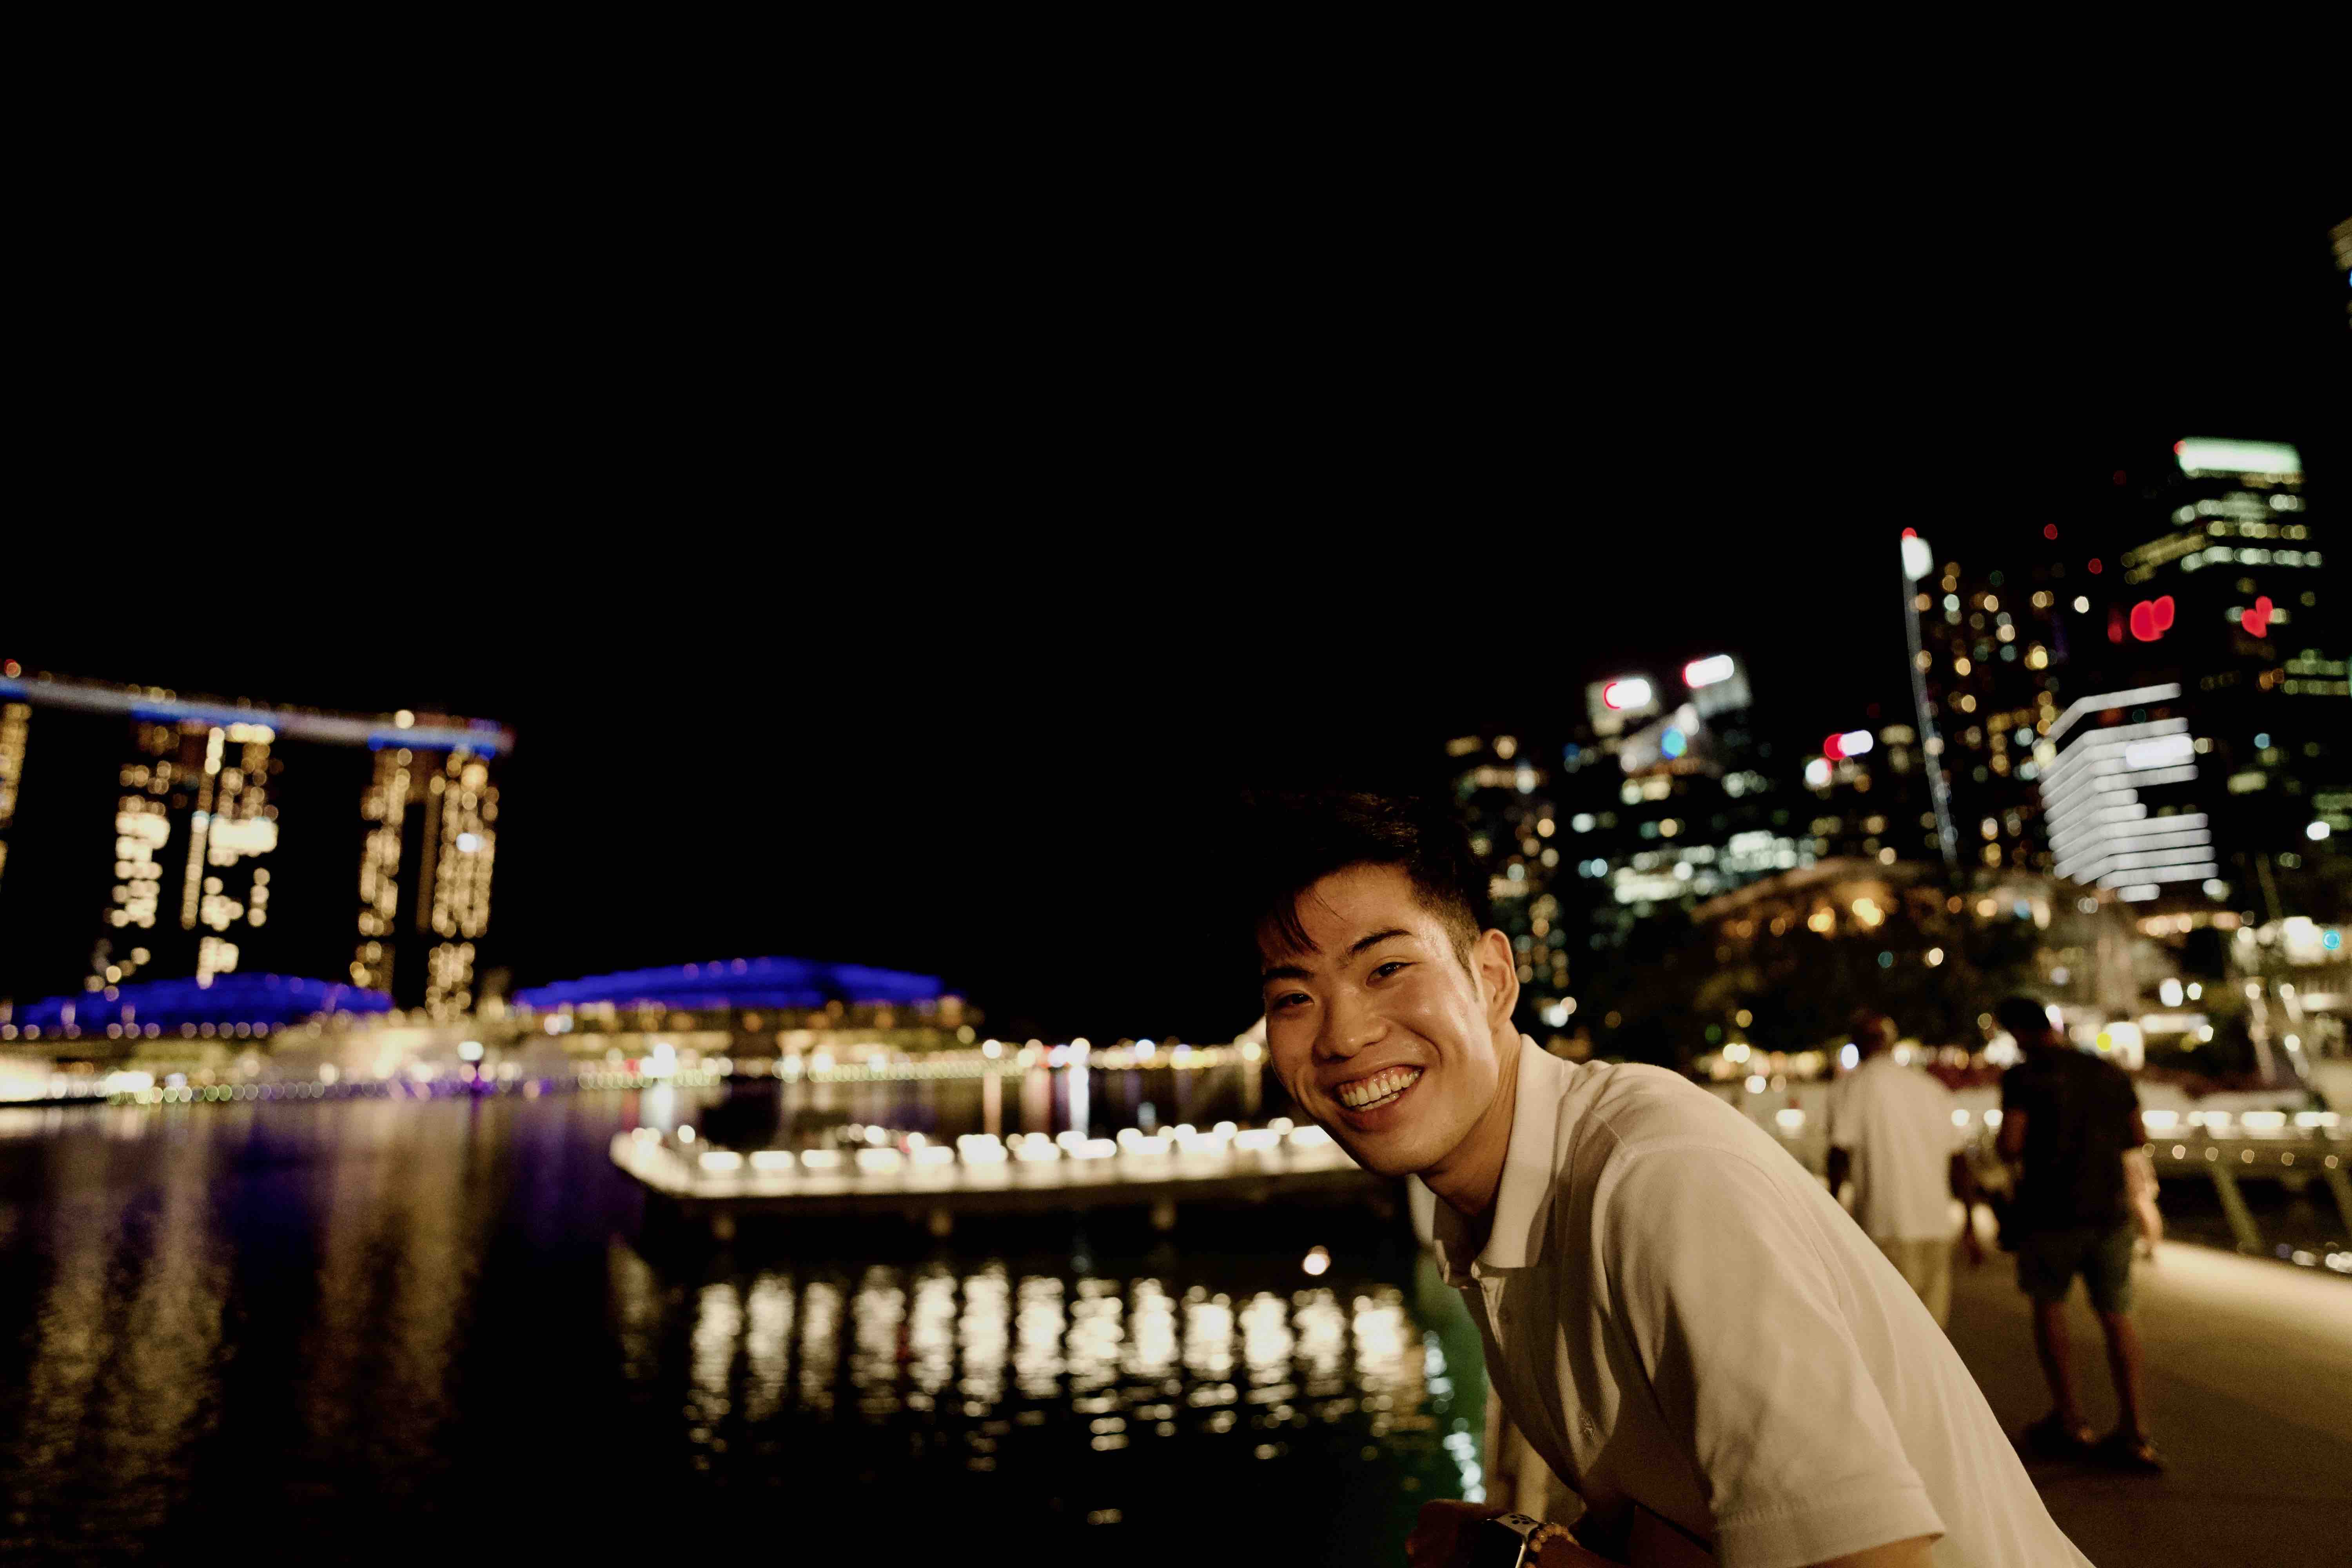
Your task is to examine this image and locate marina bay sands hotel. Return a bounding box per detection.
[0,668,510,1020]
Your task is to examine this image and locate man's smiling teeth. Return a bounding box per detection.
[1338,1066,1422,1110]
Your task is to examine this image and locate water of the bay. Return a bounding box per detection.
[0,1083,1484,1564]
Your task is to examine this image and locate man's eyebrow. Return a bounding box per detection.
[1260,929,1414,984]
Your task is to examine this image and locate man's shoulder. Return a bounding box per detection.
[2005,1053,2063,1095]
[1584,1060,1728,1118]
[1573,1062,1764,1170]
[2056,1048,2134,1093]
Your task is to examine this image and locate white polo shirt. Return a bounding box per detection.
[1825,1054,1968,1243]
[1434,1037,2088,1568]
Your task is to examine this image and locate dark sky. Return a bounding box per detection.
[13,185,2347,1038]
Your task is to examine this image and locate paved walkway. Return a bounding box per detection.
[1941,1232,2352,1567]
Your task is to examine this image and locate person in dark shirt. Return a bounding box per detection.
[1993,996,2161,1472]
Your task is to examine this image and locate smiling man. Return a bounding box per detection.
[1249,795,2089,1568]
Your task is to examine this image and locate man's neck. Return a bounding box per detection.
[1423,1026,1523,1236]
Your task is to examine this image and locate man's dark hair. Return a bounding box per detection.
[1994,995,2056,1044]
[1241,791,1490,968]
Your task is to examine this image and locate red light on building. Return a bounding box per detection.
[2087,559,2103,575]
[2042,524,2059,540]
[1601,677,1653,711]
[2129,596,2175,642]
[2242,596,2274,637]
[1902,527,1916,538]
[2107,605,2125,644]
[1824,733,1845,760]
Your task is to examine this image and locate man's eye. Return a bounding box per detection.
[1370,961,1409,980]
[1270,993,1310,1011]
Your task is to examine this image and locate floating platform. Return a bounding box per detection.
[609,1126,1389,1236]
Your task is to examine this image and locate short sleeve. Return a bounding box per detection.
[2108,1065,2142,1143]
[1597,1145,1945,1568]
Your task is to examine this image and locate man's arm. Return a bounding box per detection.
[1601,1147,1948,1567]
[1825,1145,1851,1204]
[1996,1107,2026,1163]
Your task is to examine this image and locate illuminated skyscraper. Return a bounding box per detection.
[0,691,27,897]
[1448,729,1571,1013]
[352,737,500,1017]
[1792,721,1931,867]
[1902,530,2073,875]
[91,717,281,990]
[1561,658,1800,934]
[2040,681,2215,904]
[2334,216,2351,332]
[1455,655,1807,1026]
[2109,439,2346,910]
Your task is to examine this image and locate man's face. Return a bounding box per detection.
[1258,864,1514,1178]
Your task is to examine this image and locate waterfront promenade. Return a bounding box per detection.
[1941,1230,2352,1566]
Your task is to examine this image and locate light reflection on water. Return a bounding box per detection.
[671,1262,1433,1449]
[0,1090,1473,1562]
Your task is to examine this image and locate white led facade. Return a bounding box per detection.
[2039,684,2214,902]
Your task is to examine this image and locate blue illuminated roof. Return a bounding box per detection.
[17,974,393,1030]
[515,956,947,1012]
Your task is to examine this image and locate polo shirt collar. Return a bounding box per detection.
[1432,1033,1572,1285]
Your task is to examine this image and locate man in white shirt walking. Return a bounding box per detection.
[1824,1013,1984,1328]
[1249,794,2089,1567]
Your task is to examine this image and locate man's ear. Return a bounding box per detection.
[1474,927,1519,1035]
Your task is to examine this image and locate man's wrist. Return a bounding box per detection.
[1527,1521,1575,1559]
[1530,1524,1617,1566]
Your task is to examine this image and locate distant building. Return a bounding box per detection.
[513,955,971,1054]
[1450,654,1811,1024]
[2334,216,2351,332]
[2101,439,2347,912]
[0,688,26,899]
[2040,681,2217,904]
[0,672,512,1019]
[1447,729,1573,1016]
[13,972,392,1038]
[1793,722,1933,868]
[1902,530,2072,875]
[352,743,501,1017]
[1563,656,1804,937]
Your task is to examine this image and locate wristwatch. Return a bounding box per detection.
[1471,1512,1557,1567]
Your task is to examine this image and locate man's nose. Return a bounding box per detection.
[1316,992,1382,1061]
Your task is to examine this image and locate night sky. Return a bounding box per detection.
[13,189,2347,1039]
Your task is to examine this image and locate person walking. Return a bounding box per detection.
[1992,995,2163,1472]
[1824,1013,1983,1328]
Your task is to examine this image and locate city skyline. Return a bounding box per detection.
[7,202,2344,1040]
[7,438,2339,1045]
